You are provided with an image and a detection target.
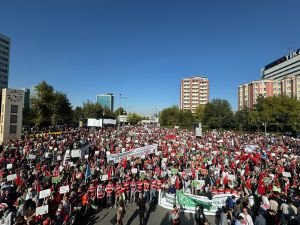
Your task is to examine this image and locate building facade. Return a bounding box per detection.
[0,88,24,143]
[0,33,10,90]
[96,93,114,112]
[180,76,209,113]
[238,75,300,110]
[261,48,300,80]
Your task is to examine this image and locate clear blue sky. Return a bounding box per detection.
[1,0,300,115]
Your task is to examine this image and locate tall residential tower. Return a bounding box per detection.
[0,33,10,90]
[180,76,209,113]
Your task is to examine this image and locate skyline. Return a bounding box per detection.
[1,1,300,115]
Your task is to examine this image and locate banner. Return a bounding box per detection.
[103,119,116,125]
[177,191,212,210]
[107,145,157,163]
[59,185,70,194]
[87,118,102,127]
[39,189,51,199]
[36,205,49,216]
[158,190,253,215]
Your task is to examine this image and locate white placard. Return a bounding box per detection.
[7,174,17,181]
[131,168,137,174]
[59,185,70,194]
[101,174,108,181]
[207,161,212,165]
[71,149,81,158]
[85,155,89,159]
[57,156,62,161]
[140,170,145,174]
[36,205,49,216]
[282,172,291,178]
[28,154,36,160]
[141,155,145,159]
[271,153,276,156]
[39,189,51,199]
[6,164,12,169]
[95,151,99,155]
[87,118,102,127]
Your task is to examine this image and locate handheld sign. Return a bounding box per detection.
[39,189,51,199]
[7,174,17,181]
[6,164,12,169]
[59,185,70,194]
[36,205,49,216]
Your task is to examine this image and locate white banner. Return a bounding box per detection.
[71,149,81,158]
[103,119,116,125]
[28,154,36,160]
[7,174,17,181]
[107,145,157,163]
[6,164,12,169]
[158,190,253,216]
[87,118,102,127]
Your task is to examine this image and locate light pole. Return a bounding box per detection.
[118,93,121,131]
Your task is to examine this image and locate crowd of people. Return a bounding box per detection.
[0,125,299,225]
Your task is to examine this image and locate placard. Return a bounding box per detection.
[52,177,60,184]
[7,174,17,181]
[95,151,99,155]
[6,164,12,169]
[59,185,70,194]
[131,168,137,174]
[85,155,89,159]
[101,174,108,181]
[200,169,208,175]
[71,149,81,158]
[57,156,62,161]
[28,154,36,160]
[228,174,236,181]
[39,189,51,199]
[36,205,49,216]
[141,155,145,159]
[282,172,291,178]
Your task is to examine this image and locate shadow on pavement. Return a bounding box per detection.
[159,212,170,225]
[144,202,157,225]
[126,209,139,225]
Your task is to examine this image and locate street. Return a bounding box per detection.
[81,203,218,225]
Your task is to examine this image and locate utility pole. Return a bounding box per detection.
[118,93,121,131]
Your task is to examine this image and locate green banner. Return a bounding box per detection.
[52,177,60,184]
[176,190,212,210]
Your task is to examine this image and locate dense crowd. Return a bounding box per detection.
[0,125,300,225]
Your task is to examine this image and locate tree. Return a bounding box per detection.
[159,106,180,127]
[202,99,235,129]
[194,105,206,123]
[114,107,126,116]
[31,81,56,126]
[235,108,251,131]
[30,81,74,126]
[127,113,142,125]
[81,101,103,119]
[73,106,84,124]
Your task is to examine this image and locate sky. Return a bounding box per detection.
[1,0,300,115]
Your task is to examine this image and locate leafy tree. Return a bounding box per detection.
[202,99,235,129]
[159,106,180,127]
[81,101,103,119]
[235,108,251,131]
[73,106,84,124]
[114,107,126,116]
[194,105,206,123]
[127,113,143,125]
[51,92,73,125]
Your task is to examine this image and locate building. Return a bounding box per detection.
[0,33,10,90]
[238,75,300,110]
[261,48,300,80]
[96,93,114,112]
[22,88,30,110]
[180,76,209,113]
[0,88,24,143]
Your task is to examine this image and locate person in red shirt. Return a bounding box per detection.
[143,179,150,203]
[97,183,105,209]
[150,179,157,203]
[105,180,114,208]
[123,179,130,204]
[115,181,122,208]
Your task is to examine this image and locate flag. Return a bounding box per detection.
[85,164,91,184]
[176,190,212,210]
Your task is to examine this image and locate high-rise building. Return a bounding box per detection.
[96,93,114,112]
[21,88,30,111]
[238,75,300,110]
[0,33,10,90]
[180,76,209,113]
[261,48,300,80]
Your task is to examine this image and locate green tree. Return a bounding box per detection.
[159,106,180,127]
[51,92,73,125]
[81,101,103,119]
[127,113,143,125]
[235,108,251,131]
[73,106,84,124]
[31,81,56,126]
[114,107,126,117]
[202,99,235,129]
[194,105,205,123]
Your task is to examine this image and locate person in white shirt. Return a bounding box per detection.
[239,207,254,225]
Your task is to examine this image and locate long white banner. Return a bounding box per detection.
[158,190,253,216]
[107,145,157,163]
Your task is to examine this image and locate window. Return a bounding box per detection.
[11,105,18,113]
[10,115,17,123]
[9,125,17,134]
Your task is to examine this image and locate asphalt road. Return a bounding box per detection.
[80,203,218,225]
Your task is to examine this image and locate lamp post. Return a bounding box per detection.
[118,94,121,131]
